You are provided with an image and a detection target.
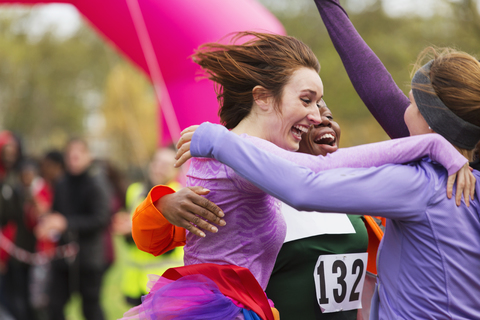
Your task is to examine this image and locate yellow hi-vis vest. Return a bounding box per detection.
[121,181,183,299]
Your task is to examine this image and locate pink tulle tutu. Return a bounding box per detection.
[120,274,242,320]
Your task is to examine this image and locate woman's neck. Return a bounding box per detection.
[231,114,269,141]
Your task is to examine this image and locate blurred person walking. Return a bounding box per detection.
[36,138,110,320]
[28,150,66,320]
[113,146,184,307]
[93,159,128,272]
[0,131,32,320]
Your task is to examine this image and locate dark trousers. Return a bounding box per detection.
[48,265,105,320]
[3,260,37,320]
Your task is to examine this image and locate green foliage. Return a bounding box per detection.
[100,62,157,171]
[0,8,158,173]
[0,9,123,155]
[0,1,479,156]
[261,0,480,146]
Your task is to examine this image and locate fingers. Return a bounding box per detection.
[175,132,194,167]
[176,132,194,151]
[446,174,455,199]
[449,164,477,207]
[175,140,191,160]
[457,164,472,207]
[188,186,211,195]
[190,195,225,225]
[455,169,465,207]
[175,136,193,168]
[164,203,216,238]
[184,223,207,238]
[158,188,226,238]
[469,170,476,201]
[174,150,192,168]
[177,192,226,234]
[463,171,470,208]
[180,125,200,136]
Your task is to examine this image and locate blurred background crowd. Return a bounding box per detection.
[0,0,478,319]
[0,132,184,320]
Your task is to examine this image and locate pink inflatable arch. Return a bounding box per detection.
[1,0,285,144]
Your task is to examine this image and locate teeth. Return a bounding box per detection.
[320,133,334,140]
[293,125,308,133]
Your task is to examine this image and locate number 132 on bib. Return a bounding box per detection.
[313,252,368,313]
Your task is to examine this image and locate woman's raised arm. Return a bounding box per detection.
[314,0,410,139]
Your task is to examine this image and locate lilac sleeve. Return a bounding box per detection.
[191,123,467,176]
[314,0,410,139]
[190,125,450,220]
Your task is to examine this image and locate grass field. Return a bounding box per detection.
[65,236,133,320]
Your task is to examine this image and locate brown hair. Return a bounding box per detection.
[192,32,320,129]
[411,47,480,157]
[412,47,480,127]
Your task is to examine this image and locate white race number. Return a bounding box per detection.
[313,252,368,313]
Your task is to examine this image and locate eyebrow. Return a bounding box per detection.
[301,89,323,99]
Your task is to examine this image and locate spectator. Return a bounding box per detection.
[40,150,65,189]
[32,150,65,320]
[36,138,110,320]
[0,132,29,320]
[93,159,128,271]
[112,146,183,306]
[19,158,53,320]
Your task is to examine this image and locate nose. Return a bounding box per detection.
[320,114,332,126]
[307,107,321,125]
[312,113,332,128]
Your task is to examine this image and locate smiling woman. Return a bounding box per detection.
[298,101,341,156]
[231,67,323,151]
[123,32,471,320]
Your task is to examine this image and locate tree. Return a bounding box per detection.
[0,9,121,154]
[100,62,157,171]
[259,0,480,146]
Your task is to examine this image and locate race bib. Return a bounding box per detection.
[313,252,368,313]
[281,203,355,243]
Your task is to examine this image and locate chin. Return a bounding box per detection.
[278,140,299,152]
[313,148,328,157]
[287,143,300,152]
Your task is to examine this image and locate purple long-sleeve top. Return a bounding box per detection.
[190,123,479,319]
[314,1,480,318]
[314,0,410,140]
[186,123,467,292]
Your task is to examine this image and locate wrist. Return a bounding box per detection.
[155,193,172,213]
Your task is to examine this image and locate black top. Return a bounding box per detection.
[470,159,480,172]
[52,168,110,270]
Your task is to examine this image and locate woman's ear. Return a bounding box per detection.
[252,86,273,112]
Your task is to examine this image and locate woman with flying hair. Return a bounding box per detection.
[124,29,470,320]
[175,11,480,320]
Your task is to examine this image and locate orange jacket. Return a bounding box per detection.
[132,185,384,274]
[132,185,186,256]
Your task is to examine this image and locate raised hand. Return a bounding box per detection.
[447,163,476,207]
[175,125,200,168]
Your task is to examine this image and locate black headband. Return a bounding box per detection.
[411,60,480,150]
